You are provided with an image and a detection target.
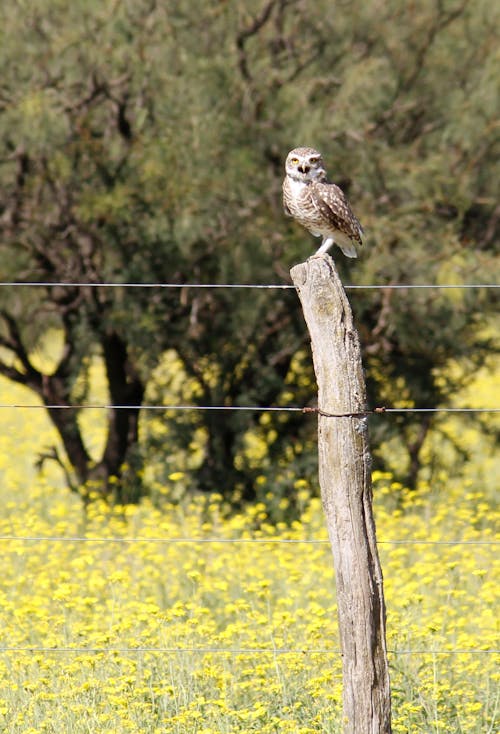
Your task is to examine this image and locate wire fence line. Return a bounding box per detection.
[1,282,497,416]
[1,280,497,670]
[0,404,498,414]
[0,281,498,290]
[0,536,497,546]
[0,647,497,656]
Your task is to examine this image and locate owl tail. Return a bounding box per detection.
[315,235,358,258]
[338,242,358,258]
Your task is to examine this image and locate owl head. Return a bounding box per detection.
[285,147,327,182]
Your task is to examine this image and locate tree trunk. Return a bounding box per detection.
[290,255,391,734]
[46,403,92,485]
[38,330,145,501]
[100,332,144,467]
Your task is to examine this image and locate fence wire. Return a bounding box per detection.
[0,404,498,414]
[0,536,497,546]
[0,281,498,290]
[0,646,497,656]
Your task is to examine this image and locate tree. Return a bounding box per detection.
[0,0,497,502]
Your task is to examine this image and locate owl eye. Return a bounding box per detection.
[309,157,319,164]
[290,157,299,165]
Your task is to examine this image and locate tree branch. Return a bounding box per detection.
[400,0,469,92]
[0,310,41,387]
[235,1,279,83]
[35,446,79,493]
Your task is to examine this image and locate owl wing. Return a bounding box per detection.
[311,182,364,244]
[282,178,293,217]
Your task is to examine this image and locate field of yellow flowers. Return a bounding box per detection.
[0,372,498,733]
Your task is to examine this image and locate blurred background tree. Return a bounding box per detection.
[0,0,497,504]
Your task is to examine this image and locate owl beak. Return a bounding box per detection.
[298,164,310,174]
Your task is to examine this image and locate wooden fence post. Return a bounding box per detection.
[290,255,392,734]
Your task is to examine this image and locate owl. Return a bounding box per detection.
[282,146,363,258]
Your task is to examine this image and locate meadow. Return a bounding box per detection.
[0,368,498,733]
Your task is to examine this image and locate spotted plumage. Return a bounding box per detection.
[282,146,364,258]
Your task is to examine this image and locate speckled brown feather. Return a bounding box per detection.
[309,182,363,245]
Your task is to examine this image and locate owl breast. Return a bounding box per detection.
[283,177,330,235]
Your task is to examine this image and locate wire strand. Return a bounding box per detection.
[0,404,497,414]
[0,281,498,290]
[0,646,496,655]
[0,404,299,412]
[0,536,497,546]
[0,282,295,289]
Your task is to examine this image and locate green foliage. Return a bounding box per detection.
[0,0,498,501]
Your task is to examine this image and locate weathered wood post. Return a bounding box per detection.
[290,255,391,734]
